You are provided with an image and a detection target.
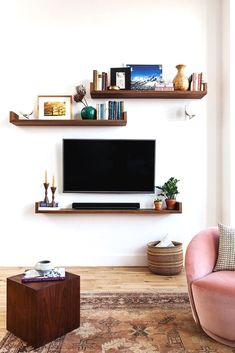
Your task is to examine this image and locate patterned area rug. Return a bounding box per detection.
[0,292,234,353]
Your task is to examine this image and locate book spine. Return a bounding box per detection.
[93,69,98,90]
[22,276,65,283]
[113,101,117,120]
[120,101,124,119]
[117,101,121,120]
[97,73,102,91]
[96,103,100,120]
[102,72,108,90]
[100,103,106,120]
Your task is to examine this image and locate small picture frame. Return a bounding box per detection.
[37,95,72,120]
[110,67,131,90]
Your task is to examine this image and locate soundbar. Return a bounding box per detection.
[72,202,140,210]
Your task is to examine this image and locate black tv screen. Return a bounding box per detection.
[63,139,155,193]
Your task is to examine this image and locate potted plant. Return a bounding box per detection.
[154,197,163,211]
[156,177,180,210]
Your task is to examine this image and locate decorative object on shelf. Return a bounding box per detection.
[35,260,53,272]
[37,95,72,120]
[41,172,59,208]
[173,64,189,91]
[43,170,49,203]
[156,177,180,210]
[107,85,120,90]
[19,110,33,119]
[73,84,88,106]
[51,175,57,207]
[127,64,163,90]
[147,240,183,275]
[73,85,96,120]
[81,106,96,120]
[43,182,50,203]
[154,198,163,211]
[110,67,131,90]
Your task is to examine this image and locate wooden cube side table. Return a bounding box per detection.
[7,272,80,348]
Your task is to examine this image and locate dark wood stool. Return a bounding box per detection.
[7,272,80,348]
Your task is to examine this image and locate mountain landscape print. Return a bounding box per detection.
[127,64,163,90]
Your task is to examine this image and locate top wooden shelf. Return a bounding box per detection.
[90,83,207,99]
[9,111,127,126]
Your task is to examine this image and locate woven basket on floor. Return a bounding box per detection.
[147,241,183,275]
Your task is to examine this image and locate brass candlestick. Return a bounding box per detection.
[43,183,49,203]
[51,186,57,207]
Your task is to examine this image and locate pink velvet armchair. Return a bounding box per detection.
[185,227,235,347]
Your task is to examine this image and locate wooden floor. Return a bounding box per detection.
[0,266,187,340]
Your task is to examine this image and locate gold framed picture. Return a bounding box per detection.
[37,95,72,120]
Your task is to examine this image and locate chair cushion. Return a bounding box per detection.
[192,271,235,341]
[214,223,235,271]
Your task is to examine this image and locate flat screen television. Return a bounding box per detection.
[63,139,155,193]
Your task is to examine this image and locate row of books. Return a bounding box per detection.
[189,72,206,91]
[93,70,108,91]
[96,101,124,120]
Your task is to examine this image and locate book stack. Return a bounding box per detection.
[38,201,60,211]
[96,101,124,120]
[189,72,207,91]
[155,82,174,91]
[93,69,108,91]
[22,268,65,283]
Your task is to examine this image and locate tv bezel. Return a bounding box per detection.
[62,138,156,194]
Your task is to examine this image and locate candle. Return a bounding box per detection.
[45,170,47,184]
[52,176,55,187]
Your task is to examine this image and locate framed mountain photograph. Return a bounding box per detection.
[127,64,163,90]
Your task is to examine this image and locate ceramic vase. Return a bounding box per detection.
[173,64,189,91]
[81,106,96,120]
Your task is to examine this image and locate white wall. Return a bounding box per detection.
[0,0,222,266]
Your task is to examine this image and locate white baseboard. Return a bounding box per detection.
[0,254,147,266]
[0,255,148,267]
[66,254,148,267]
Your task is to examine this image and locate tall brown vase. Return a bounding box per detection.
[173,64,189,91]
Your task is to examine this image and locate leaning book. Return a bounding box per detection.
[22,268,65,283]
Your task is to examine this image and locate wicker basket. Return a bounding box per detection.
[147,241,183,275]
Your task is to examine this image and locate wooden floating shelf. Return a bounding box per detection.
[90,83,207,99]
[9,111,127,126]
[35,202,182,215]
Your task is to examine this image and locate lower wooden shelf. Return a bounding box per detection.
[35,202,182,214]
[10,111,127,126]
